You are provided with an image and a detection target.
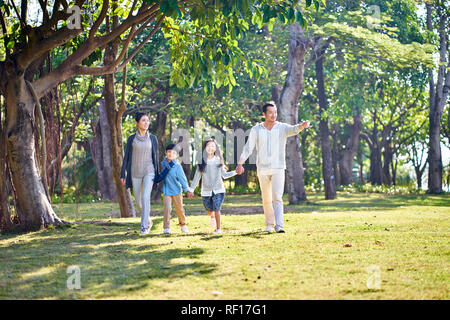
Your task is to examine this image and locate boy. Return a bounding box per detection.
[154,143,194,234]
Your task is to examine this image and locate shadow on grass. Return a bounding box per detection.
[0,218,216,299]
[287,193,450,213]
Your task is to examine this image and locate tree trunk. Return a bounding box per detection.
[232,120,249,187]
[369,142,383,186]
[4,75,65,231]
[90,100,118,201]
[315,55,336,199]
[426,4,449,194]
[103,43,135,217]
[330,129,341,186]
[365,113,383,185]
[357,146,364,184]
[382,140,393,185]
[415,167,423,189]
[0,100,13,231]
[274,23,309,204]
[391,159,398,186]
[339,114,362,185]
[151,109,168,203]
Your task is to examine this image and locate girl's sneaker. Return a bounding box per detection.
[181,225,189,233]
[210,216,216,228]
[163,228,170,234]
[214,228,222,234]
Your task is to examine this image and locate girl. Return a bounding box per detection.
[190,139,238,233]
[120,112,160,235]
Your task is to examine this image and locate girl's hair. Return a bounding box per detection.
[135,112,148,123]
[198,139,227,173]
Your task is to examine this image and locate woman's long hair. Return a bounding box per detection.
[198,138,227,173]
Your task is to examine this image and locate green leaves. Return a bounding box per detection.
[161,0,326,95]
[160,0,183,18]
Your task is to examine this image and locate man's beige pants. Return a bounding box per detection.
[257,168,285,228]
[163,193,187,229]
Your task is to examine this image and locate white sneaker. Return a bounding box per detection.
[263,225,274,232]
[141,220,154,235]
[275,226,285,233]
[210,216,216,228]
[163,228,170,234]
[181,225,189,233]
[214,228,222,234]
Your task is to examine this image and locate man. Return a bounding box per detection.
[236,102,310,233]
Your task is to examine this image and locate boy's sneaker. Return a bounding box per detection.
[263,225,274,232]
[214,228,222,234]
[181,225,189,233]
[210,216,216,228]
[163,228,170,234]
[275,226,286,233]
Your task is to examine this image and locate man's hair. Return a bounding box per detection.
[165,143,178,152]
[262,101,276,114]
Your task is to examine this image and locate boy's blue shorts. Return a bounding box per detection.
[202,192,225,211]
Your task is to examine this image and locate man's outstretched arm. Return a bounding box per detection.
[285,120,310,137]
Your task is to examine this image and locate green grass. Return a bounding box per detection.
[0,192,448,299]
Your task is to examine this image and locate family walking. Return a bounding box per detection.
[120,102,310,235]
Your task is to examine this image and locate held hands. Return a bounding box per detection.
[187,191,194,198]
[120,178,125,185]
[236,164,245,175]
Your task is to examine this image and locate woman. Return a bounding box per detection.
[120,112,160,234]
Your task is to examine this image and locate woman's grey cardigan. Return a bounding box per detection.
[120,133,160,191]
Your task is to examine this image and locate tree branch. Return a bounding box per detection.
[89,0,109,39]
[8,0,26,28]
[33,4,160,98]
[75,15,164,76]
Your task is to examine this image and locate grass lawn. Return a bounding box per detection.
[0,192,448,300]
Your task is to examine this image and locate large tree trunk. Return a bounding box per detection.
[315,55,336,199]
[426,4,449,194]
[339,114,362,185]
[4,75,65,231]
[90,100,118,201]
[274,23,309,204]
